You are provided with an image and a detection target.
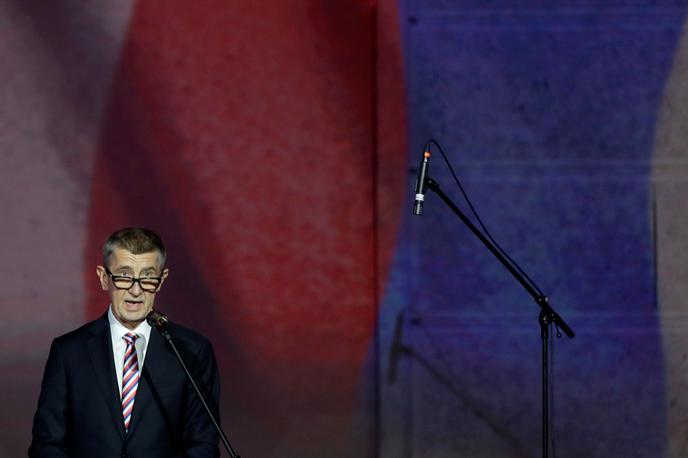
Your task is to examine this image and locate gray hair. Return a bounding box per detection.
[102,227,167,268]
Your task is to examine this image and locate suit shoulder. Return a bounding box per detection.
[167,322,213,352]
[52,316,107,347]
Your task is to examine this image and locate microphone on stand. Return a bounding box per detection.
[145,309,241,458]
[146,309,169,332]
[413,143,431,216]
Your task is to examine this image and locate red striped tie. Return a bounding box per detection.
[121,332,140,433]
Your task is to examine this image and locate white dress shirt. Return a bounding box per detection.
[108,306,152,397]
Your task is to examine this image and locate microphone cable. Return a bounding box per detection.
[426,138,545,298]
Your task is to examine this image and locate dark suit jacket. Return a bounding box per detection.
[29,313,221,458]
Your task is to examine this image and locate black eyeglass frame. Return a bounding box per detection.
[104,267,165,292]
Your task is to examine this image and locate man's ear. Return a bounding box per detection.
[160,268,170,286]
[96,266,109,291]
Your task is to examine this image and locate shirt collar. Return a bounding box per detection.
[107,305,153,342]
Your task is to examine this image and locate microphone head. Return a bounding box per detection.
[413,143,431,216]
[146,309,169,331]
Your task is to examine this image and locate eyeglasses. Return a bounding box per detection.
[104,267,164,292]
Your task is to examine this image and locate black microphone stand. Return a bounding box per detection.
[149,313,240,458]
[422,176,574,458]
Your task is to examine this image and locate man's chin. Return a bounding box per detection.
[115,308,150,328]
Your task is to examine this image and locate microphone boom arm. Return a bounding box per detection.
[424,176,574,337]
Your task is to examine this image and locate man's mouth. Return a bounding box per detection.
[125,300,143,308]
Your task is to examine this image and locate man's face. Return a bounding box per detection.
[96,248,169,330]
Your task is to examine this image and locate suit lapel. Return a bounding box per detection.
[86,314,126,441]
[125,328,173,438]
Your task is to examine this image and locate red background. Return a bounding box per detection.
[85,0,405,456]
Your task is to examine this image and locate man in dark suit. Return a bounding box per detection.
[29,227,221,457]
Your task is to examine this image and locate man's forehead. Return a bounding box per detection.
[109,248,163,269]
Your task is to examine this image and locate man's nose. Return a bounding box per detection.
[129,280,143,295]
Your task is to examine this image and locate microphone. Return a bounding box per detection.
[386,310,405,384]
[146,309,169,332]
[145,308,242,457]
[412,143,431,215]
